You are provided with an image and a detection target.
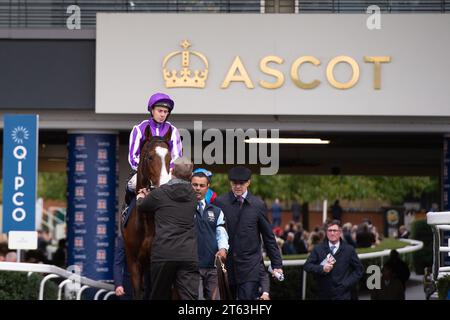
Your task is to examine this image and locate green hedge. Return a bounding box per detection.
[437,275,450,300]
[410,219,433,275]
[0,271,58,300]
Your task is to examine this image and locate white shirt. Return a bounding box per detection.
[233,190,248,200]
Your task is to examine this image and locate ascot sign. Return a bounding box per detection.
[163,40,391,90]
[98,14,450,116]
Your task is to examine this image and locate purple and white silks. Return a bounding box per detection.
[128,118,182,171]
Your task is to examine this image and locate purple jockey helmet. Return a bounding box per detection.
[147,92,174,112]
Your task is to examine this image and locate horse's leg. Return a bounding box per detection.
[138,236,151,298]
[123,209,144,300]
[129,261,142,300]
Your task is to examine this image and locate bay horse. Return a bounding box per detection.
[122,125,172,299]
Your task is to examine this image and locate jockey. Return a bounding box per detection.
[127,92,183,192]
[192,168,217,204]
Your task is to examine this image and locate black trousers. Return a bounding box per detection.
[230,281,259,300]
[150,261,199,300]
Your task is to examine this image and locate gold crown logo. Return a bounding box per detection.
[162,40,209,88]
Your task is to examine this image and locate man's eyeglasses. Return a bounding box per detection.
[192,183,207,188]
[327,229,340,233]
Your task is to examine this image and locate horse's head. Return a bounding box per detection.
[137,125,172,190]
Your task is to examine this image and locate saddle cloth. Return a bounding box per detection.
[121,197,136,228]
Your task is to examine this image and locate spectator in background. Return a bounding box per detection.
[282,232,297,255]
[0,242,8,262]
[37,230,50,262]
[351,225,358,243]
[307,232,321,252]
[398,225,410,239]
[5,251,17,262]
[429,203,439,212]
[271,198,282,228]
[356,223,376,248]
[371,263,405,300]
[273,227,285,255]
[52,239,67,268]
[291,200,301,223]
[331,200,343,222]
[404,210,416,233]
[25,250,46,263]
[282,221,296,240]
[371,226,382,245]
[385,249,410,290]
[342,223,356,247]
[293,223,308,254]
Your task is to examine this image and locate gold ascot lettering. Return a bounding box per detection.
[290,56,321,89]
[221,56,255,89]
[326,56,360,89]
[220,55,391,90]
[163,41,391,90]
[259,56,285,89]
[364,56,391,89]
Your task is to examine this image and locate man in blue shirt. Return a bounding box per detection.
[192,169,229,300]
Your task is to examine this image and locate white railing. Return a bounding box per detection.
[427,211,450,281]
[0,262,115,300]
[0,239,423,300]
[265,238,423,300]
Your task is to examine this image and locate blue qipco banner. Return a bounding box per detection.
[443,135,450,266]
[2,114,38,233]
[67,132,118,281]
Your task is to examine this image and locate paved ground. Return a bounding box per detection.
[359,272,426,300]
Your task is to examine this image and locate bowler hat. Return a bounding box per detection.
[228,166,252,182]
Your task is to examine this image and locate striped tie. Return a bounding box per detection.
[330,245,336,255]
[197,201,204,217]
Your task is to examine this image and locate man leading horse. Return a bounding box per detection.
[137,157,199,300]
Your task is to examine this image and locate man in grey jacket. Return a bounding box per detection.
[137,157,199,300]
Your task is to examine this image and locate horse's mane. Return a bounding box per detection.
[139,136,169,153]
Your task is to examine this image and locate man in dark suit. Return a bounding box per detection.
[215,166,283,300]
[113,234,133,300]
[304,219,364,300]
